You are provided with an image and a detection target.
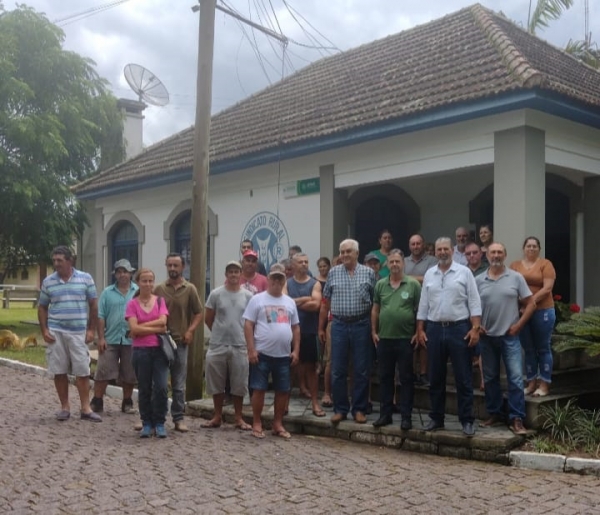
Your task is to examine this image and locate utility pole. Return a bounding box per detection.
[187,0,287,400]
[188,0,216,400]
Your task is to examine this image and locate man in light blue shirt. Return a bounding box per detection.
[414,237,482,437]
[90,259,139,415]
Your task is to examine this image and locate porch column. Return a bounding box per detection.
[320,164,348,259]
[493,127,545,262]
[584,177,600,306]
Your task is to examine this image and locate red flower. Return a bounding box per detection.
[570,304,581,313]
[553,294,562,301]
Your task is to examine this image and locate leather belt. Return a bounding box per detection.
[428,319,469,327]
[334,313,370,323]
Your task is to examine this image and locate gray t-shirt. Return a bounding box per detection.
[476,268,532,336]
[243,292,299,358]
[404,254,437,278]
[206,286,253,347]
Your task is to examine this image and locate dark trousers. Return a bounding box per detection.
[377,338,414,419]
[133,347,169,426]
[426,321,474,424]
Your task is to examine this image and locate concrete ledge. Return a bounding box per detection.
[509,451,565,472]
[565,457,600,476]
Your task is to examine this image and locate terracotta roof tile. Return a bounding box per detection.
[75,3,600,195]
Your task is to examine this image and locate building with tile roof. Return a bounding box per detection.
[75,4,600,305]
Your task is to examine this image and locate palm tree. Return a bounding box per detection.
[527,0,598,69]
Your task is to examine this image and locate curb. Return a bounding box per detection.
[509,451,600,477]
[0,357,143,404]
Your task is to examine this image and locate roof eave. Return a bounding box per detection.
[76,90,600,201]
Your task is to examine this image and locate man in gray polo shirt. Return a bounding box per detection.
[404,234,437,284]
[476,242,535,435]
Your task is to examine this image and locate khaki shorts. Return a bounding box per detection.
[94,344,137,384]
[46,330,90,377]
[205,345,249,397]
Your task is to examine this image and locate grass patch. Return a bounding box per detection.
[0,346,46,367]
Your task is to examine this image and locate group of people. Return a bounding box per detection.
[38,224,556,440]
[39,246,203,438]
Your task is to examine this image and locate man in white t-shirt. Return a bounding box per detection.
[243,263,300,440]
[202,260,253,430]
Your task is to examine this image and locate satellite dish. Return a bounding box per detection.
[124,63,170,106]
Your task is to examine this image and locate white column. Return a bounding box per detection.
[493,127,545,262]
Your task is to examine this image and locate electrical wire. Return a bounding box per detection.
[54,0,131,27]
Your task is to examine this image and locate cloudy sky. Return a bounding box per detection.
[10,0,599,146]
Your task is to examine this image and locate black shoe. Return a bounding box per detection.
[419,374,430,387]
[121,398,137,414]
[372,415,393,428]
[423,419,444,431]
[400,418,412,430]
[462,422,475,437]
[90,397,103,413]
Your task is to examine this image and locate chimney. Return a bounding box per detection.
[117,98,147,160]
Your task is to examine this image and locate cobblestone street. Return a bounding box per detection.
[1,365,599,514]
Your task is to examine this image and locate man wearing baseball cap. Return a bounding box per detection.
[240,249,268,295]
[243,263,300,439]
[202,260,254,430]
[91,259,139,415]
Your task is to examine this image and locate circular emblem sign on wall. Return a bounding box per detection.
[241,211,290,269]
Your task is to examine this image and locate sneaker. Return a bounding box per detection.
[140,424,153,438]
[90,397,103,413]
[155,424,168,438]
[121,398,138,415]
[510,418,528,435]
[419,374,430,387]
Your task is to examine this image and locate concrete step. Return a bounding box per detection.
[187,393,526,465]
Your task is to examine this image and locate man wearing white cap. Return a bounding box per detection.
[91,259,139,414]
[202,260,253,430]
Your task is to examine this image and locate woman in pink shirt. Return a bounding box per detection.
[126,268,169,438]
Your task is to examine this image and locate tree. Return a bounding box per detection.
[527,0,599,69]
[0,5,123,279]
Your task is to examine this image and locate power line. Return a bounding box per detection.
[54,0,131,27]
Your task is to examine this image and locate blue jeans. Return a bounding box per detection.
[426,321,474,424]
[377,338,413,419]
[169,344,188,422]
[249,354,291,392]
[480,334,525,421]
[520,308,555,383]
[331,317,371,416]
[133,347,169,426]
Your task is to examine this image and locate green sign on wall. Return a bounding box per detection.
[297,177,320,196]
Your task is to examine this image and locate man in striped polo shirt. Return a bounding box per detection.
[38,246,101,422]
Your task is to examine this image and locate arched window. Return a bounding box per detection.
[111,221,139,270]
[172,211,211,295]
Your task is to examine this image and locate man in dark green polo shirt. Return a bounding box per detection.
[371,249,421,430]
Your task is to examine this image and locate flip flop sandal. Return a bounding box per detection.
[321,399,333,408]
[55,410,71,421]
[201,420,222,428]
[251,429,265,439]
[532,388,549,397]
[272,429,291,440]
[235,422,252,431]
[312,409,326,417]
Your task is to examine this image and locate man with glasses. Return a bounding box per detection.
[465,242,488,277]
[453,227,470,266]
